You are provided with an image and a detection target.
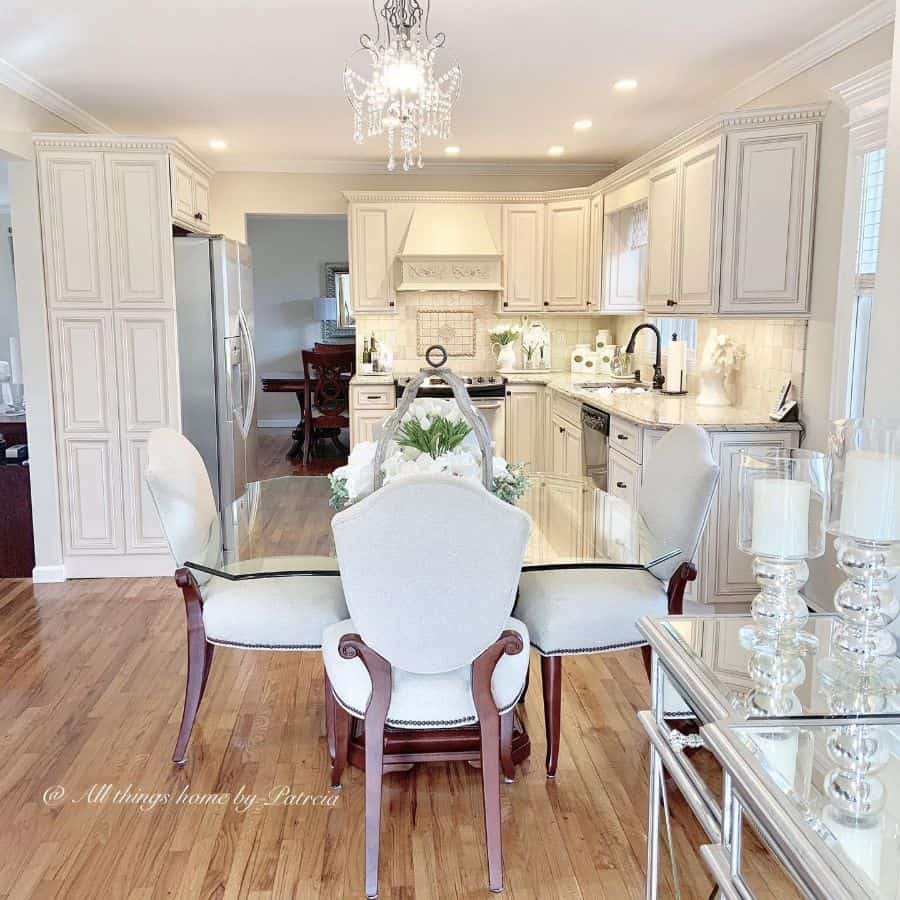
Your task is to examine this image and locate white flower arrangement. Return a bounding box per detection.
[708,333,747,375]
[487,323,522,347]
[328,397,529,510]
[520,323,550,362]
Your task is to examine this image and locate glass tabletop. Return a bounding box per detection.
[705,717,900,899]
[641,615,900,722]
[184,473,682,581]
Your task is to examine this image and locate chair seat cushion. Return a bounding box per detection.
[202,563,347,649]
[515,568,667,656]
[322,618,530,729]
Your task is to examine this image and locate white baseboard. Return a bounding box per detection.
[32,564,67,583]
[258,419,298,428]
[63,554,176,579]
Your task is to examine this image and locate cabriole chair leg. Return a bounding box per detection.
[540,655,562,778]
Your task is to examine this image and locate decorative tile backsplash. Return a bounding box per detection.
[356,292,607,373]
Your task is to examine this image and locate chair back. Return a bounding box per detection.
[314,341,353,353]
[145,428,222,584]
[639,425,719,581]
[332,474,530,674]
[302,348,355,427]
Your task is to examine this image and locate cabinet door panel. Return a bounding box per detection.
[551,414,567,474]
[62,439,123,553]
[106,154,174,307]
[52,313,117,434]
[193,173,211,230]
[541,476,584,559]
[564,423,583,478]
[351,207,393,312]
[502,205,544,311]
[587,195,604,309]
[170,157,195,224]
[602,206,645,313]
[123,438,167,552]
[720,125,818,314]
[646,161,679,311]
[39,152,111,307]
[677,139,722,312]
[116,312,178,432]
[352,408,391,447]
[608,447,640,510]
[505,385,542,470]
[544,200,588,310]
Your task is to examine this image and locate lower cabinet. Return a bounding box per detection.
[504,384,543,471]
[350,383,396,448]
[608,446,641,509]
[550,413,583,477]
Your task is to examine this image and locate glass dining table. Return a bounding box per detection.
[183,472,681,771]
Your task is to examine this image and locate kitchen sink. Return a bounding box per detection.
[576,381,651,394]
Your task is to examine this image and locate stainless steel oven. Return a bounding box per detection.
[581,404,609,489]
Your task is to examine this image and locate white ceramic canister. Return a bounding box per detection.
[595,329,613,352]
[595,344,618,375]
[570,343,592,374]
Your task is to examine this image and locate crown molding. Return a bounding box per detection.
[0,57,114,134]
[343,188,597,203]
[219,157,616,177]
[32,133,215,176]
[832,60,892,110]
[719,0,894,111]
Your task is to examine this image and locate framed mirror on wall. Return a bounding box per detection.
[322,262,355,339]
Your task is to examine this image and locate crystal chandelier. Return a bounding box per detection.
[343,0,461,172]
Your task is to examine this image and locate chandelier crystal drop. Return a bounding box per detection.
[343,0,461,172]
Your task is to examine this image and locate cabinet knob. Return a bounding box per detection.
[503,301,509,308]
[559,426,565,433]
[666,299,677,307]
[543,301,550,307]
[616,481,628,489]
[389,300,395,307]
[617,433,629,441]
[194,212,204,221]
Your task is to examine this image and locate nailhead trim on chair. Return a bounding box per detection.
[207,637,322,650]
[334,695,522,727]
[530,638,648,657]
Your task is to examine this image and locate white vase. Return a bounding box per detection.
[495,344,516,373]
[697,369,731,406]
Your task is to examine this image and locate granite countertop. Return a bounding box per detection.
[349,373,396,386]
[505,372,802,432]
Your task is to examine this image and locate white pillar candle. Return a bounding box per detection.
[9,336,22,385]
[823,809,883,887]
[751,479,810,557]
[840,450,900,542]
[754,729,799,793]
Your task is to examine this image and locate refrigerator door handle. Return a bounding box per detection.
[238,309,257,440]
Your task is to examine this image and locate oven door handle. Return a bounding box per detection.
[472,401,503,409]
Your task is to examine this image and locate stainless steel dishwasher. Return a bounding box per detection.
[581,404,610,489]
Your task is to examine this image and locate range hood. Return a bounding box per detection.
[395,205,503,292]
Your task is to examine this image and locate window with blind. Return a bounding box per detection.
[847,147,885,417]
[652,317,698,369]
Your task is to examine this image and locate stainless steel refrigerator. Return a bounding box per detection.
[173,236,258,540]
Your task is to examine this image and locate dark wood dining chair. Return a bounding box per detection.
[301,348,355,464]
[314,341,354,353]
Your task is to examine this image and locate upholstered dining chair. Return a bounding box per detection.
[324,474,531,898]
[145,428,348,765]
[515,424,719,777]
[301,347,355,464]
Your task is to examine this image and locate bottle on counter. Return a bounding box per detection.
[370,333,379,372]
[362,338,370,365]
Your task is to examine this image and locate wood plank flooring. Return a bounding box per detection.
[0,430,799,899]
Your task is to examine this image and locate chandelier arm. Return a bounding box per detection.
[424,0,431,41]
[371,0,382,46]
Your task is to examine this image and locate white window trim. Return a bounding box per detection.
[829,63,891,421]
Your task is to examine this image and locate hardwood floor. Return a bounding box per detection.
[0,437,799,899]
[259,427,348,478]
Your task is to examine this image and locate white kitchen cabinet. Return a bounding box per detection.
[608,446,641,510]
[550,413,582,477]
[38,151,112,308]
[541,475,585,558]
[505,384,543,470]
[169,156,211,231]
[601,203,646,313]
[351,408,391,447]
[501,204,544,312]
[647,137,723,314]
[719,123,819,315]
[61,439,125,554]
[350,205,396,313]
[350,382,396,448]
[105,154,175,308]
[587,194,604,308]
[123,437,168,552]
[544,198,590,311]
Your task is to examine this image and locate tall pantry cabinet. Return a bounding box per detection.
[34,135,213,577]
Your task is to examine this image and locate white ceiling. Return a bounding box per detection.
[0,0,882,170]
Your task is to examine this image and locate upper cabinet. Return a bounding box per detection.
[646,136,723,315]
[349,204,417,313]
[501,203,544,312]
[170,155,211,232]
[544,198,590,311]
[719,122,819,316]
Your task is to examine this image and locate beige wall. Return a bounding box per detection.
[210,171,597,243]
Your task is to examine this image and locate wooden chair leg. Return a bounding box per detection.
[472,630,525,894]
[540,655,562,778]
[325,673,336,763]
[331,698,351,789]
[500,710,515,782]
[338,634,392,900]
[641,645,652,682]
[302,417,313,465]
[173,569,208,767]
[199,643,215,704]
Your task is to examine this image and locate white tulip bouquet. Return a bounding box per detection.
[328,397,529,510]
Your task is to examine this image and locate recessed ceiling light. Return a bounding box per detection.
[548,145,565,156]
[444,146,461,155]
[573,119,593,131]
[209,139,228,150]
[614,78,638,92]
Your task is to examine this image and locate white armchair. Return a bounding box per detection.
[145,428,348,765]
[325,474,531,898]
[515,424,719,776]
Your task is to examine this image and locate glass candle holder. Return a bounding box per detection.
[819,419,900,694]
[737,448,829,653]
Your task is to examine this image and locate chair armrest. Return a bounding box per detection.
[472,630,525,715]
[175,567,206,639]
[666,561,697,616]
[338,633,393,715]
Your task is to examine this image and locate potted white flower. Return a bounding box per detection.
[328,397,529,509]
[488,323,522,373]
[697,329,747,407]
